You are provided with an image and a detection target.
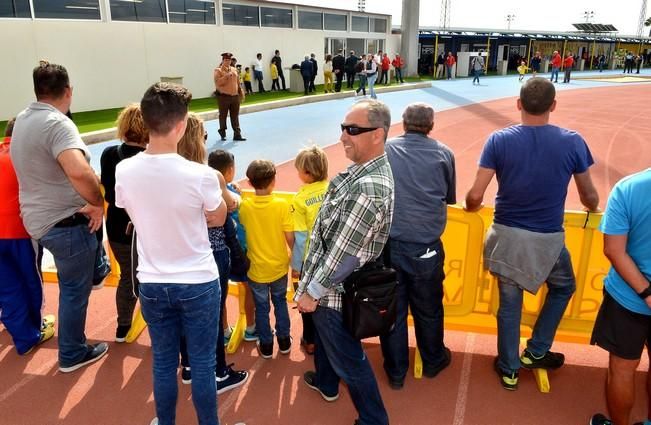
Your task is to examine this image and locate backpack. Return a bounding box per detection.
[355,61,364,73]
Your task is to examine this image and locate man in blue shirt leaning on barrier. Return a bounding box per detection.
[464,77,600,391]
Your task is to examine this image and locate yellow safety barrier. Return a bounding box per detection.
[43,192,609,393]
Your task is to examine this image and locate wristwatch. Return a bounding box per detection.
[637,286,651,299]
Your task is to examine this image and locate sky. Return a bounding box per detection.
[267,0,649,36]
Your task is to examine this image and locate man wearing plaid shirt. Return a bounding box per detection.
[295,99,394,425]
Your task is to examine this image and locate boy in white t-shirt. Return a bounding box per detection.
[115,82,226,425]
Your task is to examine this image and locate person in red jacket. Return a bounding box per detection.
[392,54,405,84]
[380,53,391,85]
[0,118,55,355]
[550,50,562,83]
[445,52,456,80]
[562,52,575,83]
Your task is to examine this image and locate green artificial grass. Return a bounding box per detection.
[0,78,435,137]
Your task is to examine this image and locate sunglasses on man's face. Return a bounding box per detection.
[340,124,379,136]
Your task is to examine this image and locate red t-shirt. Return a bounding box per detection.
[381,56,391,71]
[563,56,574,68]
[0,138,29,239]
[446,55,456,66]
[392,57,404,68]
[551,54,562,68]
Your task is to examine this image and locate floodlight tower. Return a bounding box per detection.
[440,0,451,29]
[506,14,516,30]
[637,0,647,36]
[358,0,365,13]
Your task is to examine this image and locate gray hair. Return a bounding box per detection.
[402,102,434,134]
[355,99,391,140]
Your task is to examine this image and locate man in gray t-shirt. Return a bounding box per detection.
[11,62,109,373]
[380,102,456,389]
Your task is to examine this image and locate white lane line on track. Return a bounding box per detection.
[452,333,476,425]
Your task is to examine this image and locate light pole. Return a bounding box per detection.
[358,0,366,12]
[506,14,516,30]
[583,10,595,23]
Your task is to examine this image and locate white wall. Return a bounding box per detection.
[1,19,391,120]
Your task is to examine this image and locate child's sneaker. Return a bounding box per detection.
[278,336,292,354]
[520,349,565,370]
[493,357,518,391]
[115,325,131,343]
[223,326,234,346]
[257,340,273,359]
[24,325,55,355]
[41,314,56,330]
[181,367,192,384]
[243,328,258,342]
[216,364,249,394]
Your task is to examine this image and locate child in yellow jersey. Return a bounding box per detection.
[270,58,280,91]
[239,160,294,359]
[290,146,329,355]
[243,67,253,94]
[517,60,528,82]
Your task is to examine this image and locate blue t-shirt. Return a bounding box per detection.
[227,183,247,251]
[479,124,594,233]
[600,169,651,315]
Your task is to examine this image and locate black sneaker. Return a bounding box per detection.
[590,413,613,425]
[387,375,404,390]
[303,371,339,402]
[216,364,249,394]
[493,357,518,391]
[59,342,109,373]
[257,340,273,359]
[115,325,131,343]
[181,367,191,384]
[278,336,292,354]
[520,349,565,370]
[218,129,226,141]
[423,347,452,378]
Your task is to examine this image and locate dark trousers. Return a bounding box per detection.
[309,75,316,92]
[395,67,403,83]
[346,71,356,88]
[563,68,572,83]
[181,248,230,376]
[109,241,138,328]
[278,70,286,90]
[244,81,252,94]
[334,71,344,92]
[380,239,447,380]
[254,70,265,92]
[380,69,389,84]
[217,94,242,138]
[303,76,311,94]
[312,307,389,425]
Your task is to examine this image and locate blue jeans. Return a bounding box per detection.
[0,239,43,354]
[181,248,230,375]
[472,69,481,84]
[140,280,220,425]
[39,224,98,366]
[367,73,378,99]
[496,246,576,374]
[312,307,389,425]
[380,239,447,380]
[248,275,290,344]
[394,67,403,82]
[446,65,453,79]
[550,67,559,82]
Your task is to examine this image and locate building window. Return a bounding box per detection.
[347,38,365,56]
[109,0,166,23]
[32,0,100,20]
[371,17,387,33]
[168,0,215,24]
[324,13,346,31]
[366,39,384,54]
[351,16,368,32]
[260,6,291,28]
[298,10,321,30]
[0,0,31,18]
[222,3,259,26]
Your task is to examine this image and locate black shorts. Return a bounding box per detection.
[591,291,651,360]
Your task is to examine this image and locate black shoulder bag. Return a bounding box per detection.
[319,230,397,340]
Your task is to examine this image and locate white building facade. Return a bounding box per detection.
[0,0,398,120]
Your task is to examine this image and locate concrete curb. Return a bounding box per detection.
[81,81,432,145]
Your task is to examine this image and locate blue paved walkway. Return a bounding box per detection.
[87,69,649,180]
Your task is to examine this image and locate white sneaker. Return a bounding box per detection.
[150,418,159,425]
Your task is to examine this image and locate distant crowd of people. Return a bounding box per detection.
[1,60,650,425]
